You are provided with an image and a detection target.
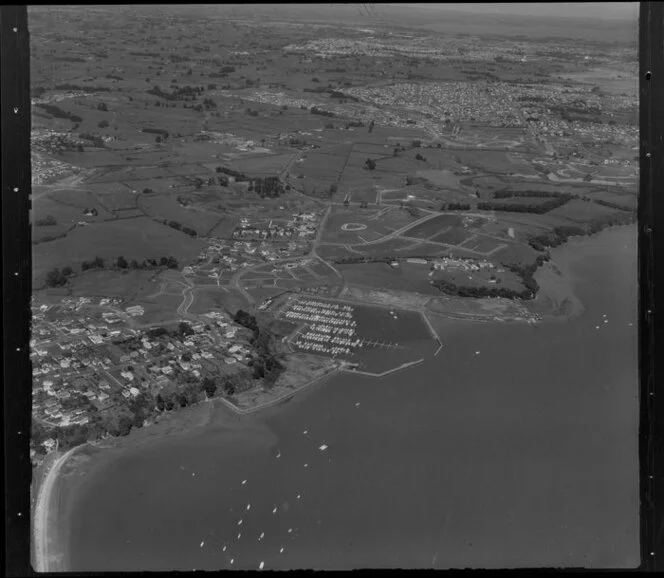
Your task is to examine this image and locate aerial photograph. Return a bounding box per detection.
[29,3,639,571]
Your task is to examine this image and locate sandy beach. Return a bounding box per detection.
[33,444,82,572]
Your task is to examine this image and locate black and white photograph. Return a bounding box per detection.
[3,2,653,572]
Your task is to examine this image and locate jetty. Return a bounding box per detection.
[340,358,425,378]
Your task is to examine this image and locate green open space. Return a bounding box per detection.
[67,269,158,300]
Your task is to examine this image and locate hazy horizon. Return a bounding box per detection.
[389,3,638,21]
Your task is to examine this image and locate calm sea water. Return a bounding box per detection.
[67,226,639,570]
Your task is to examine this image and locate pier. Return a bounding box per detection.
[339,358,425,378]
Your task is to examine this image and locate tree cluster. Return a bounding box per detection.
[528,211,636,251]
[34,102,83,123]
[364,158,376,171]
[442,202,471,211]
[35,214,57,227]
[44,266,74,287]
[142,127,170,139]
[477,194,572,214]
[593,199,634,212]
[249,176,286,199]
[78,132,106,148]
[53,82,111,92]
[165,219,197,236]
[492,190,571,200]
[310,106,335,118]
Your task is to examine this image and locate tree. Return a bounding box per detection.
[118,415,133,436]
[97,102,108,112]
[364,158,376,171]
[98,120,109,128]
[61,266,73,277]
[45,268,67,287]
[179,321,194,336]
[202,377,217,397]
[116,255,128,269]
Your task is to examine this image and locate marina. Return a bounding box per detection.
[279,296,438,369]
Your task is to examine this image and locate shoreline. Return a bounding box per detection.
[32,224,636,571]
[32,444,83,573]
[220,362,341,416]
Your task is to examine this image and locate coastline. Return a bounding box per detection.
[220,356,341,415]
[32,224,636,572]
[32,444,83,572]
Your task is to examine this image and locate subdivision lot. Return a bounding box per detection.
[188,287,236,315]
[459,235,505,254]
[405,214,465,239]
[430,226,474,246]
[322,205,420,244]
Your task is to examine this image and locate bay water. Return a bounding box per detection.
[67,225,639,570]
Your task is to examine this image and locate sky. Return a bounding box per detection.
[392,3,639,21]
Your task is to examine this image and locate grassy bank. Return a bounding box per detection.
[221,353,339,414]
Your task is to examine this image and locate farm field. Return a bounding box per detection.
[415,169,463,189]
[546,198,623,222]
[67,270,158,300]
[138,194,224,234]
[339,262,441,295]
[33,217,207,286]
